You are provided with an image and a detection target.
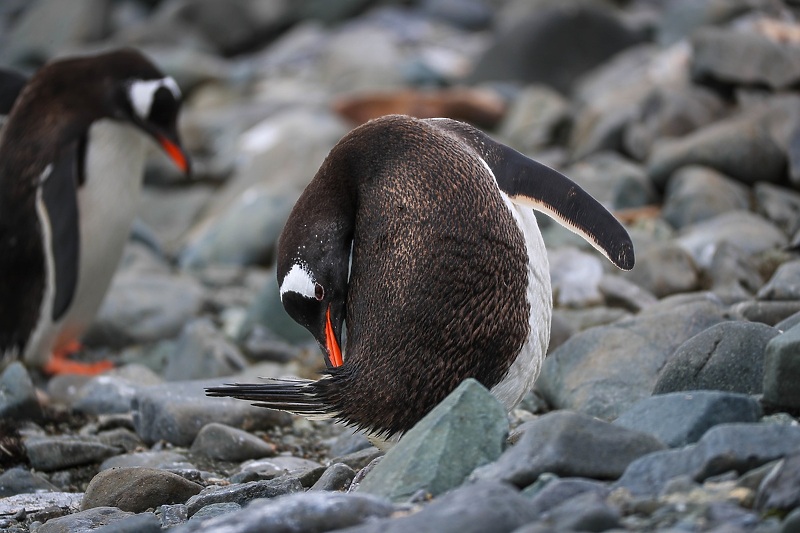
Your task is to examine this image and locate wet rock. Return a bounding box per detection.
[173,491,393,533]
[623,242,700,298]
[537,300,727,420]
[614,391,763,448]
[661,166,750,230]
[344,481,537,533]
[92,512,161,533]
[357,379,508,502]
[185,476,303,516]
[758,260,800,301]
[25,436,119,472]
[82,467,203,513]
[676,211,787,269]
[36,507,133,533]
[85,272,206,349]
[100,451,191,472]
[755,451,800,515]
[132,380,291,446]
[190,422,276,462]
[310,463,356,492]
[467,1,645,93]
[653,321,780,395]
[498,84,570,153]
[471,410,664,488]
[0,362,41,421]
[165,319,248,381]
[0,467,59,497]
[755,182,800,237]
[615,423,800,497]
[763,324,800,411]
[691,26,800,91]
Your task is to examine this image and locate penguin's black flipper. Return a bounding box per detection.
[41,142,81,321]
[206,379,333,420]
[426,118,635,271]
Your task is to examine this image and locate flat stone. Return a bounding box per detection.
[36,507,133,533]
[25,436,119,472]
[171,491,393,533]
[615,423,800,497]
[357,379,508,502]
[0,467,59,497]
[0,362,42,421]
[234,456,323,481]
[537,300,727,420]
[763,324,800,410]
[731,300,800,326]
[132,379,291,446]
[653,321,780,395]
[471,410,664,488]
[614,391,763,448]
[185,476,303,516]
[190,422,276,462]
[0,492,82,517]
[82,467,203,513]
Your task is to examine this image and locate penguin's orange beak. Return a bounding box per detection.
[324,305,343,368]
[157,134,190,174]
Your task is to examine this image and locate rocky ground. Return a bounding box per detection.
[2,0,800,532]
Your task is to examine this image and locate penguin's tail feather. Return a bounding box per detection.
[205,377,335,420]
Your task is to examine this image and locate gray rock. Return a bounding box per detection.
[537,300,727,420]
[0,467,59,497]
[0,491,82,519]
[467,1,645,94]
[648,96,800,188]
[421,0,493,31]
[132,379,291,446]
[185,476,303,516]
[755,182,800,237]
[523,476,609,511]
[791,119,800,188]
[137,185,214,257]
[233,456,323,484]
[173,490,393,533]
[615,423,800,497]
[783,507,800,533]
[498,84,570,154]
[776,310,800,332]
[0,362,41,421]
[244,269,314,344]
[471,410,664,488]
[532,491,621,532]
[36,507,133,533]
[310,463,356,492]
[330,447,384,472]
[92,512,162,533]
[756,452,800,514]
[758,260,800,301]
[357,379,508,502]
[190,422,276,462]
[662,166,750,230]
[598,274,658,313]
[554,307,631,333]
[691,26,800,91]
[732,300,800,326]
[25,436,119,472]
[96,428,143,454]
[564,152,657,211]
[656,0,753,46]
[341,481,538,533]
[676,211,787,269]
[165,319,248,381]
[614,391,763,448]
[320,24,404,93]
[763,324,800,410]
[706,241,764,299]
[85,272,206,349]
[100,451,191,472]
[653,321,780,395]
[157,503,188,528]
[623,242,699,298]
[548,248,604,307]
[188,502,241,522]
[82,467,203,513]
[73,376,142,415]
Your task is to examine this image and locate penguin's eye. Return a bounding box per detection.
[314,283,324,301]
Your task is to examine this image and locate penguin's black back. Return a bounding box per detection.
[313,115,531,436]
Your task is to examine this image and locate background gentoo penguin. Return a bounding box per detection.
[208,114,634,440]
[0,48,190,374]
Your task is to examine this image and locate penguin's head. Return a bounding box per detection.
[276,221,351,370]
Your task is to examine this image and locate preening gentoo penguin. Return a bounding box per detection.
[0,49,190,374]
[208,115,634,439]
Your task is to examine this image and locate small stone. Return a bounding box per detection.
[661,166,749,230]
[157,504,188,529]
[755,182,800,236]
[25,436,119,472]
[73,376,142,415]
[0,362,42,421]
[623,242,699,298]
[763,324,800,411]
[525,477,609,514]
[310,463,356,492]
[535,491,621,532]
[190,423,276,462]
[234,456,323,481]
[549,248,604,307]
[82,467,203,513]
[475,410,665,488]
[96,428,143,453]
[185,476,303,516]
[36,507,133,533]
[498,84,570,154]
[598,274,658,313]
[92,512,162,533]
[653,321,780,395]
[758,260,800,301]
[165,318,248,381]
[614,391,763,448]
[756,452,800,514]
[330,447,384,472]
[731,300,800,326]
[99,451,191,472]
[0,467,59,497]
[357,379,508,502]
[188,502,241,522]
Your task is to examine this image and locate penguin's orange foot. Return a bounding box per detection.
[43,342,114,376]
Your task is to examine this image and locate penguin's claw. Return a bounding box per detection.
[43,342,113,375]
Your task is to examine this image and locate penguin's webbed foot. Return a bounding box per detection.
[43,341,113,376]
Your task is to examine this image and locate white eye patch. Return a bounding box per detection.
[279,263,317,301]
[128,76,181,120]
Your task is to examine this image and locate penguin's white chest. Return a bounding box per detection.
[26,120,147,364]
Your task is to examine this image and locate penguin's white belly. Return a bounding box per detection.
[25,120,147,364]
[489,193,552,412]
